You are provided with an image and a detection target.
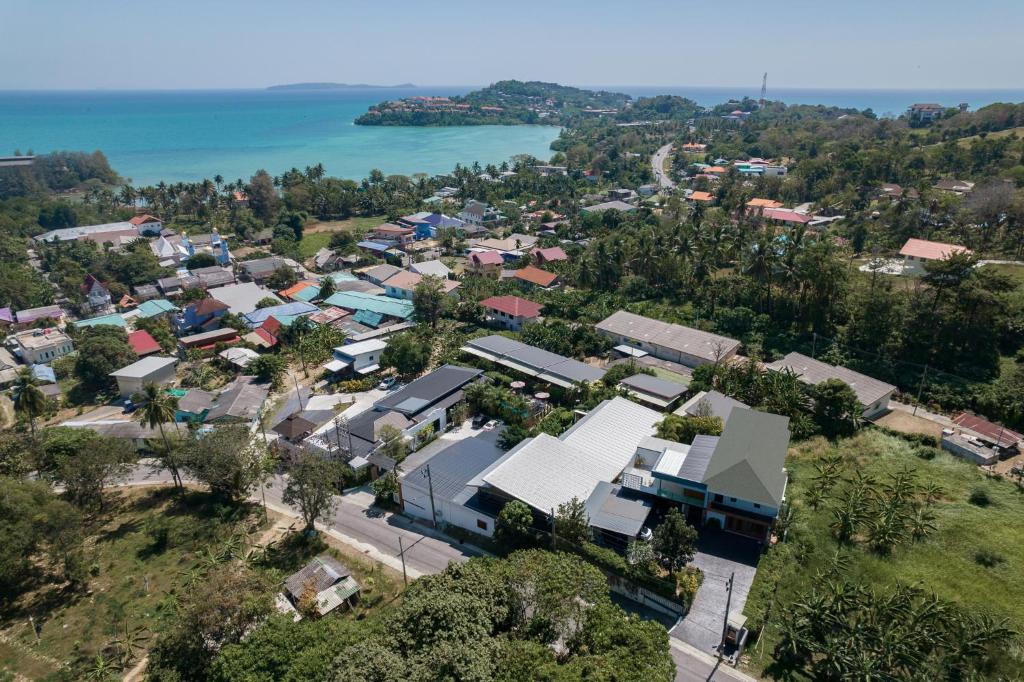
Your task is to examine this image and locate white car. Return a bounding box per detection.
[377,376,397,391]
[483,419,500,431]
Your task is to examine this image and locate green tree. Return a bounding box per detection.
[412,275,449,328]
[255,296,281,309]
[267,266,298,290]
[317,275,336,299]
[651,508,697,572]
[248,354,287,387]
[138,382,183,488]
[380,332,429,376]
[74,326,137,393]
[12,367,47,439]
[247,169,279,223]
[495,500,534,549]
[371,470,400,505]
[283,451,342,531]
[554,496,591,546]
[813,378,862,438]
[0,477,84,590]
[185,252,217,269]
[656,413,723,443]
[48,431,134,509]
[182,425,275,502]
[378,424,407,463]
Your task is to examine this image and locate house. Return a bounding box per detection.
[359,263,403,286]
[156,274,199,297]
[401,433,509,536]
[618,373,688,410]
[34,221,140,244]
[878,184,919,201]
[177,328,240,353]
[320,292,414,325]
[63,420,189,449]
[596,311,741,367]
[131,298,178,321]
[132,284,160,301]
[127,330,162,357]
[396,212,466,240]
[279,281,320,302]
[465,251,504,278]
[273,413,318,445]
[282,555,360,618]
[82,274,112,312]
[382,270,459,300]
[323,339,387,377]
[462,335,605,388]
[675,390,749,421]
[479,295,543,331]
[73,313,127,330]
[531,165,568,176]
[765,352,895,418]
[0,308,13,329]
[746,198,783,210]
[637,184,658,197]
[580,200,637,214]
[680,142,707,153]
[313,248,345,272]
[513,265,558,290]
[175,389,216,422]
[583,482,655,551]
[243,301,319,329]
[128,214,163,235]
[898,238,972,275]
[474,234,540,258]
[9,328,73,364]
[951,412,1023,451]
[205,376,268,424]
[14,305,66,327]
[110,356,178,398]
[933,178,976,195]
[687,191,714,203]
[942,413,1022,465]
[409,260,451,279]
[531,246,568,265]
[218,347,260,369]
[177,297,230,333]
[238,256,300,283]
[608,188,636,201]
[907,103,945,123]
[209,282,281,315]
[759,208,813,226]
[371,223,415,246]
[458,200,504,226]
[191,266,236,289]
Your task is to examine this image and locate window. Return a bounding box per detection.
[714,494,723,503]
[753,503,761,509]
[729,497,736,502]
[476,519,488,531]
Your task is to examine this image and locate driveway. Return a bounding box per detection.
[398,419,500,475]
[672,531,762,654]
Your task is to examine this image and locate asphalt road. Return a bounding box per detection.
[653,143,676,189]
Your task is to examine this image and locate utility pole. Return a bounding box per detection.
[423,465,437,528]
[913,364,929,416]
[398,536,408,586]
[720,572,735,654]
[292,373,305,411]
[551,508,557,550]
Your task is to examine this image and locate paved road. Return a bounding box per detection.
[652,143,676,189]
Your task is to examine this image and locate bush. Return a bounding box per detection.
[675,566,703,607]
[974,549,1004,568]
[337,377,376,392]
[968,487,991,507]
[872,425,939,448]
[913,444,938,460]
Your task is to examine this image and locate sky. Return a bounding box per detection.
[1,0,1021,90]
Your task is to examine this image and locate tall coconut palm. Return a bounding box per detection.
[12,368,46,440]
[138,383,182,488]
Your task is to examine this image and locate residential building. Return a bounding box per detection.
[110,356,178,398]
[462,335,605,388]
[898,238,972,275]
[479,295,542,331]
[608,188,636,201]
[513,265,558,289]
[73,313,126,330]
[933,178,976,194]
[133,284,160,301]
[371,223,415,245]
[530,165,568,176]
[175,389,215,422]
[82,274,112,312]
[205,376,268,424]
[765,352,895,418]
[218,347,260,370]
[177,298,230,333]
[637,184,658,197]
[942,413,1022,465]
[128,214,163,235]
[131,298,179,321]
[8,328,73,364]
[313,248,345,272]
[907,103,945,123]
[759,207,812,226]
[584,482,655,550]
[409,259,452,278]
[14,305,66,327]
[191,266,236,288]
[687,191,714,203]
[323,339,387,376]
[680,142,707,153]
[321,291,414,325]
[243,301,319,329]
[238,256,300,283]
[580,200,637,214]
[531,246,568,265]
[34,221,140,244]
[474,234,539,258]
[675,390,749,421]
[596,311,741,367]
[177,328,240,353]
[465,251,504,278]
[383,270,460,300]
[273,413,318,445]
[618,373,687,410]
[746,198,783,210]
[209,282,280,315]
[359,264,403,286]
[458,200,504,226]
[127,329,162,357]
[156,273,200,297]
[282,555,360,617]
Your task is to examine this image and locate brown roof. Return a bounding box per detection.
[129,214,161,225]
[747,198,783,209]
[470,251,504,266]
[899,238,971,261]
[480,295,543,318]
[689,191,714,202]
[952,413,1023,449]
[191,298,230,316]
[514,266,558,288]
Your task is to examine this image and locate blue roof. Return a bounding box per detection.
[135,299,178,318]
[322,291,414,320]
[243,301,319,327]
[353,309,384,327]
[74,313,126,329]
[292,286,321,302]
[357,241,389,253]
[31,364,56,383]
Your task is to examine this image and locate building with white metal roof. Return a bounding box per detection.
[596,311,740,367]
[765,352,895,417]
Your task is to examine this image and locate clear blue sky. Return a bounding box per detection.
[1,0,1020,90]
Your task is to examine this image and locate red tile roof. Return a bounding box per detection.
[480,295,543,318]
[470,251,504,266]
[761,207,812,224]
[532,246,568,263]
[514,265,558,288]
[127,329,162,356]
[899,238,971,261]
[129,214,161,226]
[261,316,282,337]
[251,327,278,347]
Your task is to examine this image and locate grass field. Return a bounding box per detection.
[298,215,385,258]
[743,429,1024,676]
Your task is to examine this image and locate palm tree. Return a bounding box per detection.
[12,368,46,440]
[138,383,181,488]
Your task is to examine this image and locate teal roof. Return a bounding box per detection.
[292,286,321,302]
[135,299,178,318]
[322,291,414,320]
[353,309,384,327]
[74,313,126,329]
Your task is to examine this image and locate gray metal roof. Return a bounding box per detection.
[206,376,269,421]
[585,482,652,537]
[701,409,790,508]
[284,554,351,599]
[404,435,506,503]
[596,311,740,363]
[765,352,895,408]
[109,356,177,379]
[676,390,749,421]
[462,335,605,387]
[374,364,483,416]
[619,373,688,399]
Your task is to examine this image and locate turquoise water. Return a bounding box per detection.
[0,88,560,186]
[2,86,1022,186]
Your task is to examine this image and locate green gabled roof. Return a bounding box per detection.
[322,291,413,319]
[74,313,126,329]
[136,299,178,317]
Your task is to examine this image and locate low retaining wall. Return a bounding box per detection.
[606,573,685,618]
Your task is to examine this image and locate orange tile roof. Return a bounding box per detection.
[899,238,972,261]
[279,281,317,298]
[689,191,714,202]
[747,198,783,209]
[514,265,558,287]
[704,166,727,174]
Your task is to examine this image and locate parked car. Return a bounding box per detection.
[638,526,653,543]
[472,414,487,429]
[122,399,136,414]
[377,376,397,391]
[483,419,500,431]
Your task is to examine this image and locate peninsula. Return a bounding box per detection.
[354,79,632,126]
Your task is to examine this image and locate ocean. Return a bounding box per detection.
[2,86,1022,186]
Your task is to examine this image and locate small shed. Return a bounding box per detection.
[283,554,360,617]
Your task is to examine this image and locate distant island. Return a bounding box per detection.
[267,82,416,91]
[354,80,632,126]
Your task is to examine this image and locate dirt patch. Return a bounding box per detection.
[874,410,944,440]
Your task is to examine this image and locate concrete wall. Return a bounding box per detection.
[401,479,496,537]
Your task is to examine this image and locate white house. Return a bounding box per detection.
[110,356,178,398]
[323,339,387,376]
[9,328,73,364]
[898,238,972,276]
[765,352,896,418]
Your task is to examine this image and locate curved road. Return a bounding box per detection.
[652,143,676,189]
